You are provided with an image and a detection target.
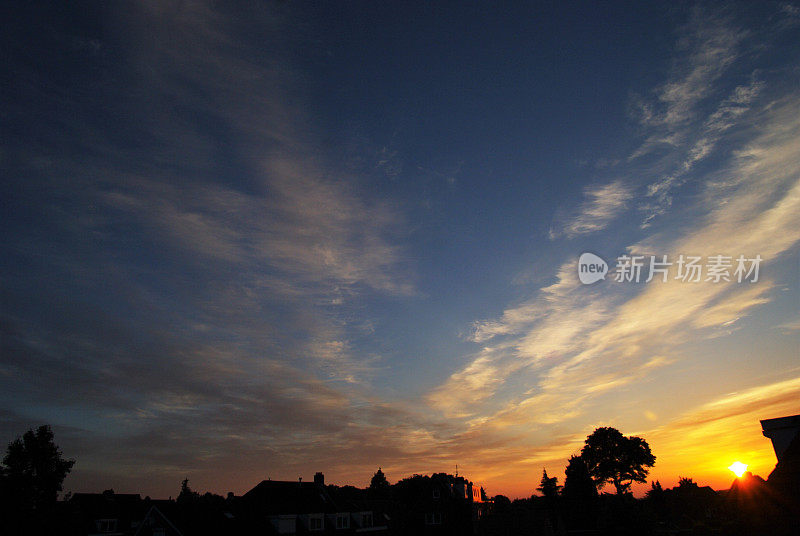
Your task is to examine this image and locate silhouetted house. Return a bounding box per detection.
[392,473,486,535]
[171,491,240,535]
[133,505,184,536]
[762,414,800,463]
[762,414,800,503]
[658,480,721,531]
[67,491,183,536]
[238,472,389,534]
[719,414,800,534]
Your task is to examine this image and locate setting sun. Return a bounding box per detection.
[729,461,748,478]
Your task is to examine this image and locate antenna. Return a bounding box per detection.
[455,464,458,477]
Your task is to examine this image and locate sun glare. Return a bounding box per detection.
[728,461,748,478]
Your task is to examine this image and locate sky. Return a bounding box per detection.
[1,1,799,499]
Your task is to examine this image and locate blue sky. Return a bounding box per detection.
[2,1,799,498]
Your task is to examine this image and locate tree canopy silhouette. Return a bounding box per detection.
[580,426,655,495]
[562,454,599,531]
[369,467,390,491]
[646,480,664,499]
[0,425,74,534]
[537,468,560,499]
[177,478,200,504]
[563,454,597,501]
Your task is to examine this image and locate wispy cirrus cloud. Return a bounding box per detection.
[653,18,742,128]
[549,180,634,239]
[641,77,764,227]
[775,315,800,333]
[552,11,766,238]
[3,1,798,502]
[100,161,414,298]
[0,0,426,497]
[626,10,772,228]
[426,56,800,493]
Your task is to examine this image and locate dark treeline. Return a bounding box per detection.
[485,472,797,535]
[1,424,799,535]
[482,426,799,535]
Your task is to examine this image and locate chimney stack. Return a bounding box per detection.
[314,472,325,486]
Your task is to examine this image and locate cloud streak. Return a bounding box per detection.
[0,0,425,497]
[550,180,634,239]
[1,2,797,501]
[425,18,800,494]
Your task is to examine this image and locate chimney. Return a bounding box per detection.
[314,472,325,486]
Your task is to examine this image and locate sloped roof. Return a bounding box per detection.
[134,505,184,536]
[242,480,340,514]
[68,492,148,535]
[70,492,145,519]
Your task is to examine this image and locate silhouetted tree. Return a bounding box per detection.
[536,469,563,532]
[178,478,195,502]
[644,480,666,521]
[662,476,723,531]
[0,425,74,534]
[646,480,664,499]
[174,479,228,535]
[580,426,655,495]
[537,468,560,499]
[369,467,390,490]
[563,455,597,501]
[491,494,511,513]
[562,455,598,530]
